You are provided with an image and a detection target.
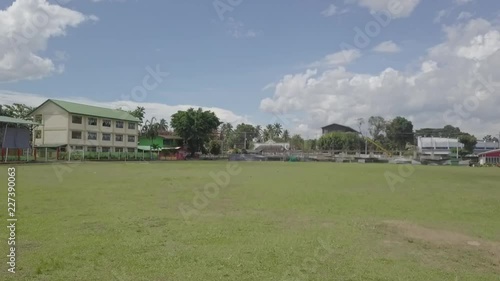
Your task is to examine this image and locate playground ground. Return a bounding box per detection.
[1,162,499,281]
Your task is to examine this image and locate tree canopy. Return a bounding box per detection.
[170,108,221,156]
[386,116,414,150]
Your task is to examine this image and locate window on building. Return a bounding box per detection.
[88,132,97,140]
[35,130,42,139]
[115,135,123,142]
[72,115,83,124]
[128,123,136,130]
[87,146,97,152]
[88,117,97,126]
[102,133,111,141]
[116,121,124,128]
[73,146,83,151]
[102,120,111,127]
[34,115,42,124]
[71,131,82,139]
[128,148,135,153]
[101,147,111,152]
[115,147,124,153]
[127,135,135,142]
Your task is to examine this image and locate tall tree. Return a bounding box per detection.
[2,103,35,119]
[231,123,258,149]
[282,129,290,142]
[458,133,478,155]
[159,118,169,133]
[367,116,386,140]
[219,123,234,150]
[273,123,283,138]
[483,135,499,142]
[170,108,221,156]
[290,134,304,150]
[263,124,275,141]
[386,117,414,150]
[141,117,162,159]
[128,106,146,126]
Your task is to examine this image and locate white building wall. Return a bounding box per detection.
[32,100,139,152]
[32,102,69,146]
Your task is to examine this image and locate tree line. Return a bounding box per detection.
[1,102,498,157]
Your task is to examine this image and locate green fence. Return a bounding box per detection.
[62,151,159,161]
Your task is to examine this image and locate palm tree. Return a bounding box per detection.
[282,129,290,142]
[159,118,169,133]
[265,124,275,141]
[220,123,233,151]
[141,117,161,160]
[273,123,283,138]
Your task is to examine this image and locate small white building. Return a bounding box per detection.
[417,137,463,156]
[253,140,290,153]
[30,99,140,153]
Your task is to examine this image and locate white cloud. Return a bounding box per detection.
[455,0,474,5]
[348,0,421,18]
[457,11,473,21]
[0,91,250,126]
[260,18,500,137]
[434,9,450,23]
[226,17,259,38]
[308,49,362,68]
[321,4,338,17]
[373,40,401,53]
[0,0,93,83]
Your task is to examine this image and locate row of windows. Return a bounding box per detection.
[71,131,136,142]
[34,114,137,129]
[483,157,500,164]
[71,115,136,129]
[71,146,136,153]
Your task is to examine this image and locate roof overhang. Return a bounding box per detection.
[0,116,41,126]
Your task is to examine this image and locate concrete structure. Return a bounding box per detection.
[321,123,358,135]
[30,99,140,153]
[253,140,290,153]
[418,137,500,156]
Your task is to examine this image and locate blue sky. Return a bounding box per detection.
[1,0,499,137]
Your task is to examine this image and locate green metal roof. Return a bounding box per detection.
[0,116,40,125]
[39,99,140,122]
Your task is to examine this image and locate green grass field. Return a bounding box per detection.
[1,161,499,281]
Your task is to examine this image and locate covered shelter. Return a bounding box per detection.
[253,140,290,154]
[478,149,500,165]
[0,116,41,162]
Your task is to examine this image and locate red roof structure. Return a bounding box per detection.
[478,149,500,158]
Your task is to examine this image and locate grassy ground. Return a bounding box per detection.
[1,161,499,281]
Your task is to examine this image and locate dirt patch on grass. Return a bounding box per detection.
[382,220,500,271]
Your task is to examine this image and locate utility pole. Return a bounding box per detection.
[244,132,247,150]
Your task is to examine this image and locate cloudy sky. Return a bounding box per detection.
[0,0,499,138]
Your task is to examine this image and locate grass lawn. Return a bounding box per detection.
[1,161,499,281]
